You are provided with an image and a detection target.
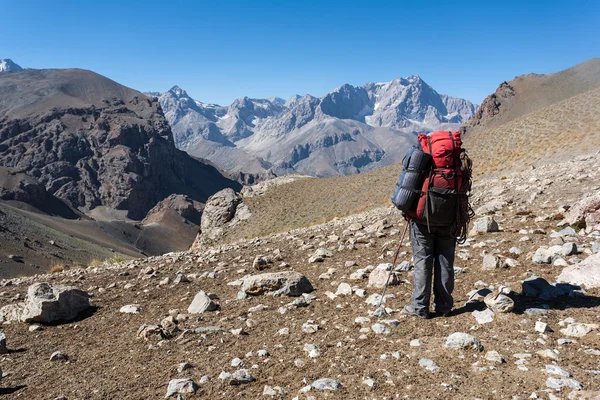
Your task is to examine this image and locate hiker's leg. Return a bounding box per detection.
[410,221,434,317]
[433,229,456,314]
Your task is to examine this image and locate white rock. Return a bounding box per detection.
[473,309,494,324]
[445,332,483,351]
[165,378,199,398]
[560,323,597,337]
[485,350,505,364]
[120,304,142,314]
[188,291,218,314]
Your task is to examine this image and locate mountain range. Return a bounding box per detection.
[151,76,477,181]
[0,63,241,270]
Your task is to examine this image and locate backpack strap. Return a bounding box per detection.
[425,135,434,232]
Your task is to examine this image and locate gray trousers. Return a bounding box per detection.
[410,221,456,316]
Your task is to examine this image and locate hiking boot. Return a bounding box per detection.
[401,304,429,319]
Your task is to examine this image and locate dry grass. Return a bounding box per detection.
[221,164,401,241]
[49,264,64,274]
[88,256,126,268]
[465,87,600,177]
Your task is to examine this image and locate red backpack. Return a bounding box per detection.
[401,131,473,241]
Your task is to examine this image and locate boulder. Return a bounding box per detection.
[473,216,499,234]
[445,332,483,351]
[484,290,514,313]
[192,188,243,248]
[311,378,342,391]
[564,190,600,229]
[368,264,400,288]
[557,253,600,288]
[229,369,255,385]
[165,378,199,398]
[482,254,500,270]
[241,271,314,297]
[188,291,218,314]
[137,324,169,341]
[20,283,91,324]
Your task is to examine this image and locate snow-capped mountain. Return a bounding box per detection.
[153,76,477,179]
[0,59,23,72]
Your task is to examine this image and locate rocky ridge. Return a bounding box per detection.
[152,75,476,178]
[0,152,599,398]
[0,68,240,220]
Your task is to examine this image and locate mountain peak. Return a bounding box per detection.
[0,59,23,72]
[168,85,188,98]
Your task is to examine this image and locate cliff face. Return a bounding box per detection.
[0,69,240,220]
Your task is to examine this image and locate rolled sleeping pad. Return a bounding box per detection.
[391,146,432,212]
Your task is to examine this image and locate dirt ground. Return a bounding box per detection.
[0,154,599,399]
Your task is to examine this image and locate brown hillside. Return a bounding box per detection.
[465,86,600,176]
[462,58,600,135]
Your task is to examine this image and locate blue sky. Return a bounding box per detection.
[2,0,598,105]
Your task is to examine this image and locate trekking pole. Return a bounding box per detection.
[373,222,410,316]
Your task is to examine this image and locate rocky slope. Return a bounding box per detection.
[461,58,600,137]
[0,68,240,220]
[0,152,599,398]
[152,76,476,179]
[0,67,241,273]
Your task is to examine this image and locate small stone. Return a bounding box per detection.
[419,358,440,372]
[482,254,500,270]
[28,325,43,332]
[545,377,583,390]
[554,258,569,267]
[445,332,483,351]
[229,369,255,385]
[311,378,342,391]
[509,247,521,255]
[315,248,333,258]
[253,255,272,271]
[187,290,218,314]
[176,362,192,373]
[120,304,142,314]
[218,371,232,380]
[50,351,68,362]
[545,365,571,377]
[473,216,499,233]
[336,282,353,296]
[372,323,390,334]
[295,359,306,367]
[165,378,199,398]
[484,291,514,313]
[560,323,597,337]
[473,309,494,324]
[485,350,505,364]
[231,357,244,367]
[363,378,376,388]
[410,339,423,347]
[535,321,551,333]
[537,349,559,360]
[302,323,319,333]
[257,349,269,357]
[263,385,285,396]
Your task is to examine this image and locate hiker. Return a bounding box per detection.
[391,131,473,319]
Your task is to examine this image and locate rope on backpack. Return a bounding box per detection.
[454,149,474,244]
